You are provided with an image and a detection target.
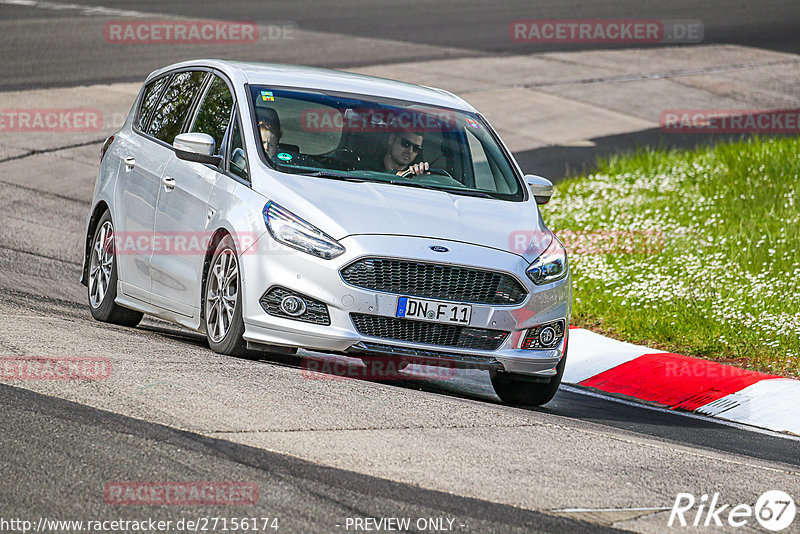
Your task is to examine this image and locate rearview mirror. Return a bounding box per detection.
[525,175,554,205]
[173,133,222,166]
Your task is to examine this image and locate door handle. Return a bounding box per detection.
[124,156,136,171]
[161,176,175,191]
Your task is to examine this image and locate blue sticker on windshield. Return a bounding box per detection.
[260,90,274,102]
[276,152,292,161]
[465,117,481,129]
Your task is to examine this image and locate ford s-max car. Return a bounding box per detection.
[81,60,571,405]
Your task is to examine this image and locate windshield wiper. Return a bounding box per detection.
[286,169,496,197]
[437,187,494,198]
[303,170,369,182]
[385,180,494,198]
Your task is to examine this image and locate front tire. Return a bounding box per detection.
[491,352,567,406]
[204,235,248,356]
[87,211,143,327]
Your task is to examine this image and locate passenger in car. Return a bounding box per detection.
[383,129,431,177]
[257,107,282,159]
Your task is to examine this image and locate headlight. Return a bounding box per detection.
[263,201,345,259]
[526,232,567,285]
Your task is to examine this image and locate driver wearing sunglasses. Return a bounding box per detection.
[383,131,430,177]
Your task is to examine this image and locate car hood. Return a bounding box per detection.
[263,173,549,260]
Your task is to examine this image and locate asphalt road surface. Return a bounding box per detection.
[0,130,798,533]
[1,2,800,533]
[0,384,619,533]
[2,0,800,90]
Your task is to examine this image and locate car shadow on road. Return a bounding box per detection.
[137,323,209,348]
[131,324,751,433]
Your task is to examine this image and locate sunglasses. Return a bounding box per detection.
[398,137,423,152]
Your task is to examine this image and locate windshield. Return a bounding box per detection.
[248,85,524,201]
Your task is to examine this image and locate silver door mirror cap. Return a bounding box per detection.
[173,133,221,166]
[174,132,215,155]
[524,174,554,205]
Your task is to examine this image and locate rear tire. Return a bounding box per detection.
[204,235,248,356]
[491,352,567,406]
[87,211,144,327]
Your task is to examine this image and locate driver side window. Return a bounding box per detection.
[227,116,248,181]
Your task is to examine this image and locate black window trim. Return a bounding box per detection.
[131,66,251,188]
[223,108,251,187]
[134,73,173,134]
[181,72,213,136]
[186,72,237,158]
[475,111,529,203]
[132,66,212,151]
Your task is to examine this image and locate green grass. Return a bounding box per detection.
[546,136,800,377]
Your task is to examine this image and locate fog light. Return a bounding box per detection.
[521,319,565,350]
[539,326,556,346]
[280,295,307,316]
[261,287,330,325]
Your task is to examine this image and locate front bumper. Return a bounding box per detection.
[240,233,571,377]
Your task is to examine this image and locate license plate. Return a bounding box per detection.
[396,296,472,325]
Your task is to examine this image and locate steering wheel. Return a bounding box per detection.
[399,167,453,180]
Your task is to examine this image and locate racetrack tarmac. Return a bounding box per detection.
[1,2,799,532]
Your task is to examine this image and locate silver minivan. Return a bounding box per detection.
[81,60,571,405]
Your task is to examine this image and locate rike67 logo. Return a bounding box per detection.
[669,491,795,531]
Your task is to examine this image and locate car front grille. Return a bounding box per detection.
[350,313,508,351]
[340,258,527,305]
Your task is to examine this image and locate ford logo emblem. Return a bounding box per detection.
[430,245,449,253]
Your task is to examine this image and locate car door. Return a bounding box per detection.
[116,73,173,302]
[149,74,235,317]
[118,69,209,305]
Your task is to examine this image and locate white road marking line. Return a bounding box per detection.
[0,0,167,18]
[561,384,800,442]
[551,506,671,513]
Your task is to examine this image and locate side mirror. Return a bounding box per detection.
[173,133,222,166]
[525,174,554,205]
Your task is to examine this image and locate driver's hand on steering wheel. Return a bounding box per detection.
[398,162,430,177]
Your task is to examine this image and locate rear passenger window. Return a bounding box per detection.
[190,76,234,155]
[136,76,170,131]
[147,71,208,145]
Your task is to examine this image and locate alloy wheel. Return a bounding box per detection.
[206,249,239,343]
[88,221,114,308]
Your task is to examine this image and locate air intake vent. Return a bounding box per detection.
[341,258,526,305]
[351,313,508,351]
